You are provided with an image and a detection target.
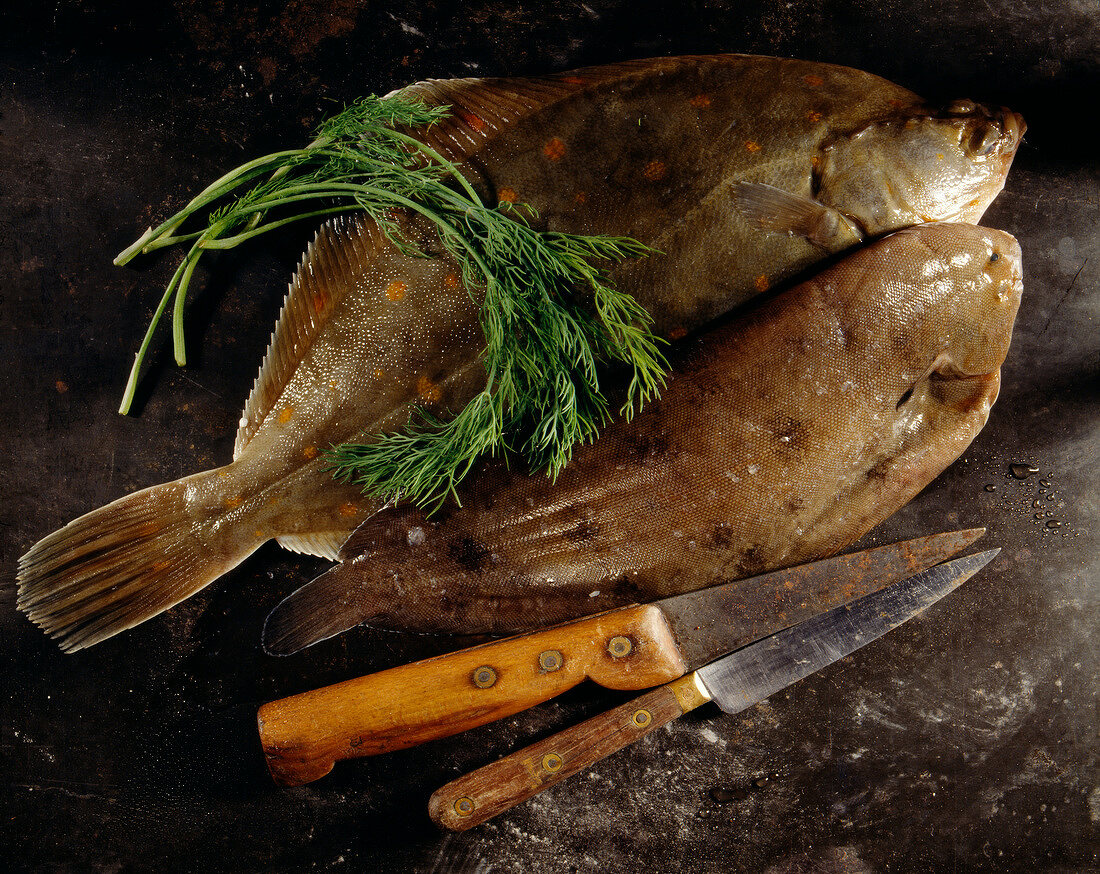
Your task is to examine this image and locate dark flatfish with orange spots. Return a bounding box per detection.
[18,55,1023,652]
[264,223,1024,653]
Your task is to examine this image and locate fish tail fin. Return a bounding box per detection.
[262,563,384,656]
[17,470,261,653]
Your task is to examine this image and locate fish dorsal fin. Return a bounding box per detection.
[397,55,733,163]
[234,215,394,458]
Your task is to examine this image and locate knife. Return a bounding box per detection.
[257,529,983,786]
[429,547,998,830]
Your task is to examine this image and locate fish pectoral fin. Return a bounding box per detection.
[729,182,863,250]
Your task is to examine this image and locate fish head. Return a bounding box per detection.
[864,223,1023,419]
[818,102,1025,232]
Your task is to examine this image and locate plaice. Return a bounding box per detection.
[256,529,984,786]
[429,547,1000,830]
[17,54,1025,654]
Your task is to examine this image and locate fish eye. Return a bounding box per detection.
[968,125,1001,156]
[946,99,979,116]
[989,252,1001,262]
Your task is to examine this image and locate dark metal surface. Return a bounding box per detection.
[662,528,985,670]
[699,550,998,714]
[1,2,1097,872]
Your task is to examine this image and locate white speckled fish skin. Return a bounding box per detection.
[17,55,1023,652]
[263,223,1023,653]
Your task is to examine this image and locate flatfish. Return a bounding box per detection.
[264,222,1023,653]
[17,55,1023,652]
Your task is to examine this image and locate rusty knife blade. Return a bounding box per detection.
[660,527,985,670]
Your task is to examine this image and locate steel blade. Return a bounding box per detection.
[695,548,998,714]
[659,528,985,669]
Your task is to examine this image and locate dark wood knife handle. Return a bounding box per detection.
[258,604,687,786]
[428,673,712,830]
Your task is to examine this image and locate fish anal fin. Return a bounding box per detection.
[276,531,350,561]
[730,181,863,250]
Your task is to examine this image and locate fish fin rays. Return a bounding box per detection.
[262,564,380,655]
[234,215,399,458]
[396,56,731,164]
[16,473,260,652]
[275,531,348,561]
[729,182,863,249]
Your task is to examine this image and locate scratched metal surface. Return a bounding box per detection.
[1,2,1096,872]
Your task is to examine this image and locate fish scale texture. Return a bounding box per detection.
[263,222,1024,653]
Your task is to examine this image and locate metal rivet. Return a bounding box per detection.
[607,636,633,658]
[632,709,652,728]
[472,666,497,688]
[542,753,563,773]
[454,797,474,817]
[538,650,564,672]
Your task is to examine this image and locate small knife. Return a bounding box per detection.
[257,529,983,786]
[429,548,999,830]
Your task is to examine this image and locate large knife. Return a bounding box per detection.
[258,529,983,786]
[429,548,998,830]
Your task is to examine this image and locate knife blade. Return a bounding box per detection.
[429,548,998,830]
[258,529,983,786]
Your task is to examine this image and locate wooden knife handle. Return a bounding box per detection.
[258,604,686,786]
[428,673,712,831]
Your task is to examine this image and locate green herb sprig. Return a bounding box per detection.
[116,94,667,509]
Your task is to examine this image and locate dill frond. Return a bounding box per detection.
[116,93,668,509]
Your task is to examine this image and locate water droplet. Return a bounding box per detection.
[1039,479,1051,487]
[1034,512,1045,519]
[1046,493,1056,501]
[405,526,426,547]
[1033,500,1043,508]
[984,484,997,492]
[1046,519,1062,529]
[1010,463,1039,480]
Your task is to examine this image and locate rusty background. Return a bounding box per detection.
[1,2,1097,871]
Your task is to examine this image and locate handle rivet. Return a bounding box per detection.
[538,650,564,672]
[454,797,475,817]
[542,753,564,773]
[632,709,652,728]
[472,666,498,688]
[607,636,633,658]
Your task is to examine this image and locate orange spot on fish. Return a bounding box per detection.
[562,76,586,85]
[302,446,319,460]
[755,275,770,292]
[806,110,822,123]
[311,290,328,311]
[218,470,231,478]
[374,369,385,379]
[55,380,68,393]
[417,375,442,402]
[936,153,944,161]
[811,155,821,169]
[574,192,587,204]
[888,98,906,108]
[745,141,761,152]
[668,326,687,340]
[254,529,265,538]
[644,160,667,181]
[543,137,566,161]
[444,272,462,289]
[138,521,160,537]
[152,560,171,573]
[386,280,408,301]
[802,74,824,87]
[784,580,794,590]
[224,496,243,510]
[458,110,485,131]
[278,406,294,423]
[498,187,517,204]
[689,94,712,108]
[339,502,360,517]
